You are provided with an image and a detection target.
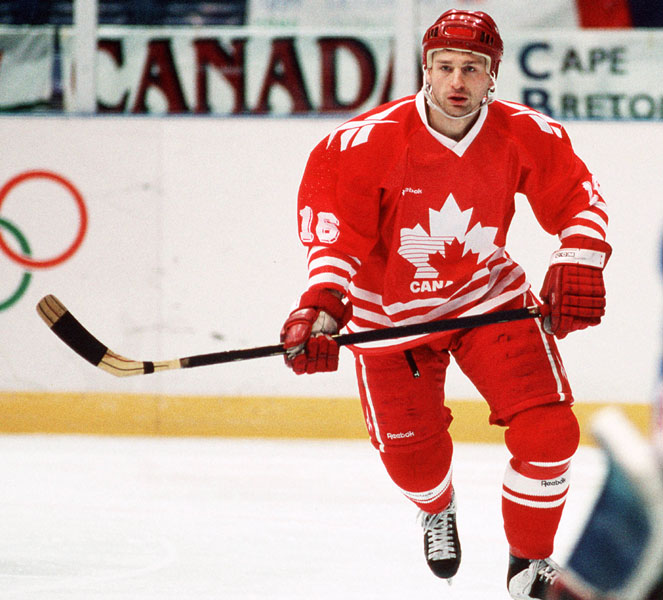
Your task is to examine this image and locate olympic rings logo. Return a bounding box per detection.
[0,170,88,311]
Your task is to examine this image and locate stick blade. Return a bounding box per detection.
[36,295,152,377]
[37,295,108,366]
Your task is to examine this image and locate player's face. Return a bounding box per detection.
[426,50,492,118]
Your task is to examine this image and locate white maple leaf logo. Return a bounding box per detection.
[398,193,498,280]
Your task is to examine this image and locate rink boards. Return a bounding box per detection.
[0,392,650,445]
[1,118,661,441]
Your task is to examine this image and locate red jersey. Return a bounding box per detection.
[296,91,608,351]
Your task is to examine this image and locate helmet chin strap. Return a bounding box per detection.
[422,72,497,122]
[423,84,486,120]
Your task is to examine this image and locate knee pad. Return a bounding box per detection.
[505,403,580,465]
[380,431,454,512]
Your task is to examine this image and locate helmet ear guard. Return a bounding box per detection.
[422,10,504,80]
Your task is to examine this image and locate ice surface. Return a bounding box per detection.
[0,435,605,599]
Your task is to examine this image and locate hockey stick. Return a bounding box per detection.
[37,294,542,378]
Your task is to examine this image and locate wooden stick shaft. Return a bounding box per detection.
[37,294,541,377]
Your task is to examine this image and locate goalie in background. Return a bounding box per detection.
[548,409,663,600]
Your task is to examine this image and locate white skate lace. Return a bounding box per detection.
[418,497,457,560]
[535,559,560,585]
[509,558,561,600]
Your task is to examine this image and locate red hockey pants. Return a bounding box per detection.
[353,300,580,559]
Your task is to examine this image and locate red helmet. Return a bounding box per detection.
[422,10,504,78]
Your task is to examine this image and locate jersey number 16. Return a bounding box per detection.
[299,206,340,244]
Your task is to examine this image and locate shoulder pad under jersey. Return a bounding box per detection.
[323,96,417,154]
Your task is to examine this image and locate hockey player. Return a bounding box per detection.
[280,9,610,600]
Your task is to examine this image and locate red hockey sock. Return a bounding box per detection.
[502,458,571,558]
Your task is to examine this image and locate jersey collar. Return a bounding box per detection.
[415,89,488,157]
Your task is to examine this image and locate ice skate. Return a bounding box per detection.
[418,491,461,582]
[507,554,561,600]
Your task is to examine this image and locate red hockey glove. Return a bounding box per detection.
[280,289,352,375]
[540,236,612,339]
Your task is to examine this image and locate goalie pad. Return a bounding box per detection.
[550,409,663,600]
